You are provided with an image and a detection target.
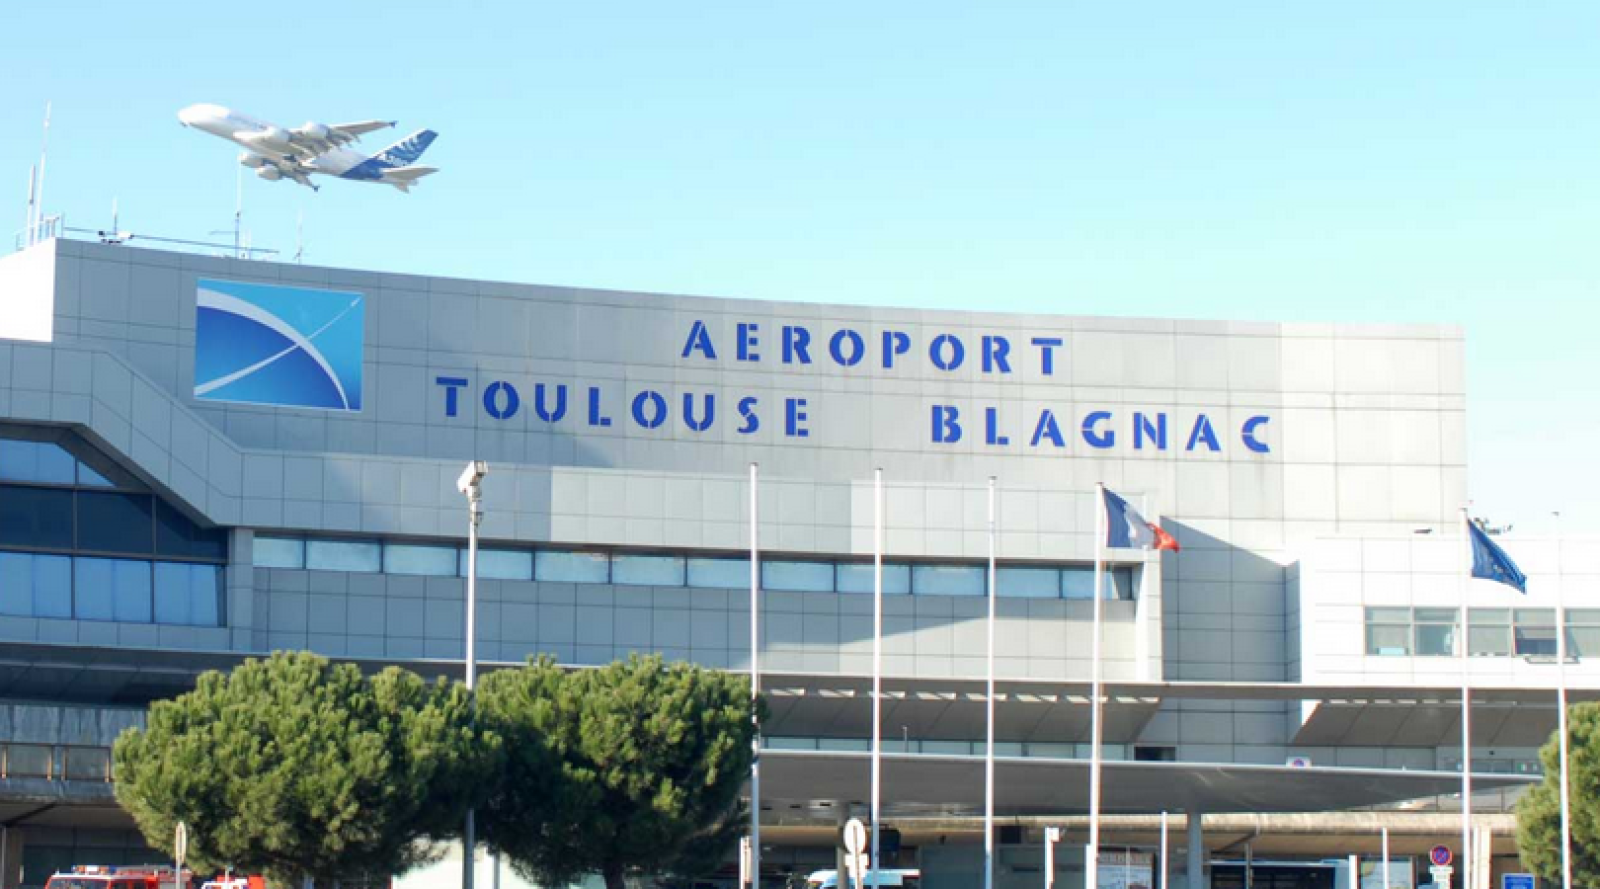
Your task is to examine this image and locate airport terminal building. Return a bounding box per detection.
[0,239,1592,889]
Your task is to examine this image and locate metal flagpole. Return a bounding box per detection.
[1459,507,1472,889]
[750,463,762,889]
[1087,483,1106,889]
[985,478,997,889]
[1381,827,1390,889]
[1159,812,1168,889]
[1554,511,1572,889]
[871,468,884,889]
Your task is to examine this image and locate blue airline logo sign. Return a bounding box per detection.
[435,319,1272,454]
[194,279,365,412]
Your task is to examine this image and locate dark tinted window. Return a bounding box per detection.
[0,485,74,549]
[76,491,155,555]
[155,500,227,560]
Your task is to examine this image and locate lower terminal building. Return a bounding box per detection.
[0,239,1592,889]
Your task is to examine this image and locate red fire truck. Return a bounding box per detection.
[43,866,198,889]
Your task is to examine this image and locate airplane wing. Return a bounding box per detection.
[327,120,396,140]
[286,119,397,156]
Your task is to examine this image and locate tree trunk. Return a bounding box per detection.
[602,864,626,889]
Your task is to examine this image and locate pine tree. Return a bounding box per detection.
[1516,701,1600,885]
[113,651,500,888]
[478,655,759,889]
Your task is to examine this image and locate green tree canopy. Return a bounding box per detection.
[113,651,500,887]
[478,655,759,889]
[1516,701,1600,884]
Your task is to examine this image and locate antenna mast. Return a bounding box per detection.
[24,165,37,247]
[234,164,243,259]
[32,102,52,244]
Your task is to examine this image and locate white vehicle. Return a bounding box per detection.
[178,103,438,192]
[806,869,920,889]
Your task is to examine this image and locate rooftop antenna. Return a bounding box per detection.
[24,164,37,247]
[32,102,52,245]
[234,164,243,259]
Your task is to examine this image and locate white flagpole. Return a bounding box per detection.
[1554,511,1572,889]
[985,478,997,889]
[749,463,761,889]
[1159,812,1168,889]
[1459,507,1472,889]
[1088,483,1106,889]
[871,468,884,889]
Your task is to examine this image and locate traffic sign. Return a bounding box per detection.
[174,822,188,866]
[1431,864,1454,889]
[1430,846,1453,867]
[844,819,867,855]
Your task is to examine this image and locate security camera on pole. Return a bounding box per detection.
[458,461,487,889]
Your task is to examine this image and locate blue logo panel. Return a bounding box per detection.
[194,278,364,411]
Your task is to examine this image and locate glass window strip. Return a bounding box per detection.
[245,534,1146,599]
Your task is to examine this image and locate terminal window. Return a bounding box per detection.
[0,424,227,628]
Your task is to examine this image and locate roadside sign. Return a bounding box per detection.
[1430,847,1453,867]
[174,822,188,866]
[1430,865,1454,889]
[844,818,867,855]
[1503,875,1535,889]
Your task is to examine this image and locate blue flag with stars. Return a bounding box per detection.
[1468,520,1527,593]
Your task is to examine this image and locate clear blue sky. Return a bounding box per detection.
[4,2,1596,532]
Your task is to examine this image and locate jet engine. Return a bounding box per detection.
[238,152,266,168]
[256,167,283,181]
[296,122,332,142]
[241,126,294,152]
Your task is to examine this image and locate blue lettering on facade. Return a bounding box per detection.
[737,323,760,361]
[930,334,965,371]
[534,383,568,423]
[1241,416,1271,453]
[932,405,962,443]
[483,381,520,420]
[681,320,717,359]
[1082,411,1115,449]
[829,329,865,366]
[785,398,810,437]
[683,393,716,432]
[982,336,1011,374]
[883,331,911,368]
[1186,414,1221,452]
[985,407,1009,445]
[737,396,760,434]
[429,323,1280,457]
[587,386,612,427]
[1031,337,1063,375]
[1134,412,1166,450]
[783,326,812,365]
[436,376,469,417]
[632,391,668,429]
[1031,410,1065,447]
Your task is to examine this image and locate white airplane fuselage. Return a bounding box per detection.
[178,103,438,191]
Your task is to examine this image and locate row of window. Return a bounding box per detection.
[0,436,132,488]
[1364,607,1600,658]
[764,736,1138,760]
[255,537,1139,599]
[0,485,228,562]
[0,552,223,627]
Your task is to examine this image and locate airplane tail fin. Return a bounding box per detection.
[382,164,438,193]
[371,130,437,169]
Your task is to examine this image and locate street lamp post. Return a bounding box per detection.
[458,461,487,889]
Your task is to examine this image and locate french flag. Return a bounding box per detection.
[1103,487,1180,552]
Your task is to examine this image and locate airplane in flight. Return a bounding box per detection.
[178,104,439,192]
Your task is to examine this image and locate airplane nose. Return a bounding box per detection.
[177,104,213,127]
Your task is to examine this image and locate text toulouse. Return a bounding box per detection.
[431,321,1273,453]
